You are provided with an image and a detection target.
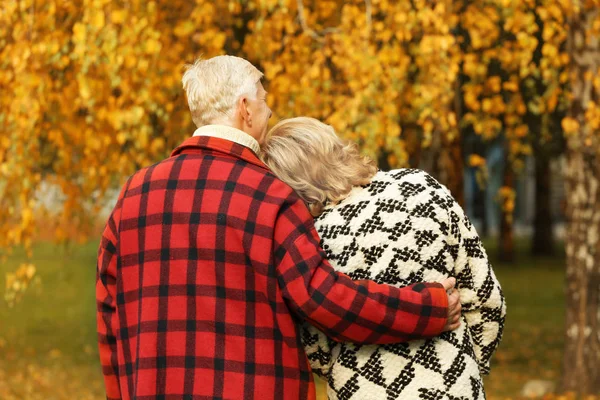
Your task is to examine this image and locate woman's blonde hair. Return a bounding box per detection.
[261,117,377,216]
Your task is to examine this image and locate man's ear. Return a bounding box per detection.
[238,96,252,126]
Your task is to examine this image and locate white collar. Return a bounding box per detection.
[192,125,260,154]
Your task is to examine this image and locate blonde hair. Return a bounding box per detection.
[182,56,264,127]
[261,117,377,216]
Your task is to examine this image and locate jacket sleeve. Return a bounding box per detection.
[96,184,129,400]
[447,197,506,375]
[273,196,449,344]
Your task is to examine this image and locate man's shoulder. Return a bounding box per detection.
[124,152,298,201]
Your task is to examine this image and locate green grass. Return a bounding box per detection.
[0,240,566,399]
[482,244,565,399]
[0,242,104,400]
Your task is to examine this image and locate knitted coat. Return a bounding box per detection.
[302,169,506,400]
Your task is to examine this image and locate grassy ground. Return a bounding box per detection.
[0,240,566,399]
[481,240,566,399]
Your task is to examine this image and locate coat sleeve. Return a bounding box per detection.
[272,196,449,344]
[446,195,506,375]
[96,183,129,400]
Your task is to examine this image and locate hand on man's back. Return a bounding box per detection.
[441,277,462,332]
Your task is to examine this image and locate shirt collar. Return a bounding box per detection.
[192,124,260,155]
[171,136,269,171]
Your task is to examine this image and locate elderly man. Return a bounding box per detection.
[96,55,461,400]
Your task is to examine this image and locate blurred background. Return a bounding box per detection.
[1,0,599,398]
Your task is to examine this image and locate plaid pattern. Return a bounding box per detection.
[96,135,450,400]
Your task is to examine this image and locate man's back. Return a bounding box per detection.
[98,136,317,399]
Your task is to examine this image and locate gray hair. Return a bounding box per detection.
[182,56,264,127]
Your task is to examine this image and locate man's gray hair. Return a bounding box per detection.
[182,56,264,127]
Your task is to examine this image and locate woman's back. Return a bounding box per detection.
[303,169,505,400]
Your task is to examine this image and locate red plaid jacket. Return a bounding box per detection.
[96,135,449,400]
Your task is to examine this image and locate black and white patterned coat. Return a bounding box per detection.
[302,169,506,400]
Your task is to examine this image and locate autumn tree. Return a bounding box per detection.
[455,0,572,261]
[0,0,592,319]
[514,1,569,256]
[0,0,232,303]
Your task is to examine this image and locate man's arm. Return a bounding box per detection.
[96,184,129,400]
[273,197,450,344]
[97,233,121,399]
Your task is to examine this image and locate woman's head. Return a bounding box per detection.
[261,117,377,216]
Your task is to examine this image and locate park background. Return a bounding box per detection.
[1,0,599,398]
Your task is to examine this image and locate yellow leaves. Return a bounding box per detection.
[542,43,559,59]
[516,98,528,115]
[516,31,539,53]
[482,96,506,115]
[110,9,127,25]
[464,85,482,111]
[546,89,559,112]
[91,11,106,30]
[72,23,86,44]
[503,80,519,92]
[469,154,486,168]
[497,186,516,220]
[174,21,195,37]
[145,38,162,54]
[150,138,166,156]
[463,54,487,78]
[20,208,33,231]
[584,101,600,132]
[462,5,500,50]
[467,115,503,140]
[78,80,91,100]
[562,117,580,135]
[514,124,529,138]
[4,263,36,306]
[116,132,128,146]
[486,76,502,93]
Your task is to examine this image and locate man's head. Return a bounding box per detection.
[182,56,272,143]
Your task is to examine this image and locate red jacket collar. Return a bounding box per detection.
[170,136,269,171]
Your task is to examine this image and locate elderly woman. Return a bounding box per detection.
[261,117,506,400]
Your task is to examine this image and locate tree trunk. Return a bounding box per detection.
[420,134,465,208]
[532,153,555,256]
[441,136,465,207]
[377,150,391,172]
[498,159,515,263]
[562,149,600,393]
[561,5,600,394]
[477,187,489,238]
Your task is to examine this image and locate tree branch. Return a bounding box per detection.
[296,0,339,42]
[365,0,372,36]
